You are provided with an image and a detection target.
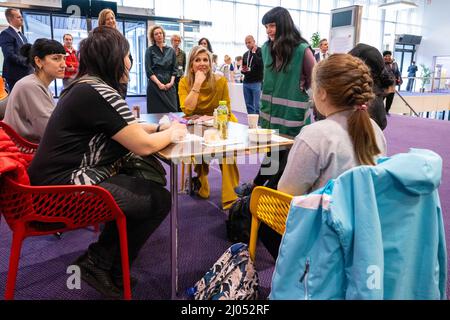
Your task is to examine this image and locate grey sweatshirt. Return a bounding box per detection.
[278,110,387,196]
[4,73,55,143]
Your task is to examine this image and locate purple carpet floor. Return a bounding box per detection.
[0,112,449,300]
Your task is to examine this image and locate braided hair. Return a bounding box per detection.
[313,54,381,165]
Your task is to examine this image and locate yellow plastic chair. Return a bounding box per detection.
[248,186,293,262]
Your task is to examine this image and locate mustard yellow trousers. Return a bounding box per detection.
[194,161,239,210]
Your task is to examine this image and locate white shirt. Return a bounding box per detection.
[9,24,25,44]
[318,51,329,61]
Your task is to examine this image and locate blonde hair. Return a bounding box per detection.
[185,45,215,90]
[171,34,181,41]
[148,25,166,45]
[98,8,115,27]
[313,53,381,165]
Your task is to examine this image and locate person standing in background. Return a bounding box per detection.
[171,34,186,111]
[198,37,213,53]
[349,43,395,131]
[314,38,329,62]
[406,61,418,92]
[383,50,402,115]
[145,25,178,113]
[98,8,133,98]
[233,56,243,83]
[242,35,263,115]
[219,55,234,82]
[0,8,33,92]
[62,33,79,88]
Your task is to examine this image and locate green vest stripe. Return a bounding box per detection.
[260,111,309,127]
[261,94,310,109]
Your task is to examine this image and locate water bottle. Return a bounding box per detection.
[217,100,228,139]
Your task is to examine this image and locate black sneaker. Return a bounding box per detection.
[73,253,122,299]
[234,182,255,197]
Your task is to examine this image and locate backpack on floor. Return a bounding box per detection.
[226,195,252,243]
[189,243,259,300]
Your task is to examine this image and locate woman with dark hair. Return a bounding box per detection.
[235,6,315,195]
[145,25,178,113]
[28,26,187,298]
[349,43,394,130]
[198,37,213,53]
[3,38,66,142]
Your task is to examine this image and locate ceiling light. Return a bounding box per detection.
[379,1,418,10]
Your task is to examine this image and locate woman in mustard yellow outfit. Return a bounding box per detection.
[178,45,239,209]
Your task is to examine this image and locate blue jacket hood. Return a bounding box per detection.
[377,148,442,195]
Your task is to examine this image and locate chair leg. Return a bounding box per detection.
[116,216,131,300]
[248,217,260,263]
[5,225,25,300]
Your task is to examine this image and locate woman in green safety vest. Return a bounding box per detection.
[235,6,316,197]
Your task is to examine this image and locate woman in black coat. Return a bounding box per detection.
[348,43,394,130]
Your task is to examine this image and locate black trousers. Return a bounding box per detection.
[252,149,290,261]
[87,174,170,276]
[253,149,290,189]
[384,92,395,114]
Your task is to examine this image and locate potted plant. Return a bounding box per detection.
[311,32,320,49]
[419,64,431,92]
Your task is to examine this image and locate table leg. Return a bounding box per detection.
[170,162,178,299]
[188,163,193,195]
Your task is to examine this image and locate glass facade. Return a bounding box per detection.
[1,1,424,96]
[120,0,423,64]
[17,11,148,96]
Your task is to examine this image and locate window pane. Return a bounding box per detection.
[319,0,334,13]
[235,4,258,46]
[184,0,210,21]
[125,21,147,95]
[154,0,182,18]
[122,0,153,8]
[317,13,331,43]
[210,0,234,44]
[281,0,301,9]
[259,0,281,6]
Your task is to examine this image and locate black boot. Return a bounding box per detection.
[73,253,122,299]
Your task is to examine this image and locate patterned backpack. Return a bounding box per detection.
[190,243,259,300]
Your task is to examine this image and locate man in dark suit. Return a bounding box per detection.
[0,8,33,92]
[314,38,330,62]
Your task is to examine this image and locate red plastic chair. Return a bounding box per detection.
[0,121,38,154]
[0,175,131,300]
[0,122,99,234]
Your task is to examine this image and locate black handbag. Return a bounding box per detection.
[121,154,167,186]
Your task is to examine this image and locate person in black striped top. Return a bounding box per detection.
[28,27,187,298]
